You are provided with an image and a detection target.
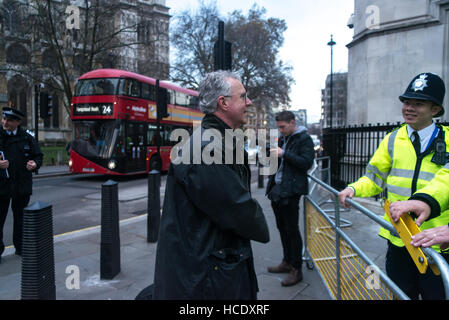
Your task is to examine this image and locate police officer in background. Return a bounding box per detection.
[0,107,43,263]
[338,73,449,299]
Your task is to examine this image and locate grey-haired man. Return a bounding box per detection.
[153,71,269,299]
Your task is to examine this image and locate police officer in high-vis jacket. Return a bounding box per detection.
[338,73,449,299]
[0,107,43,263]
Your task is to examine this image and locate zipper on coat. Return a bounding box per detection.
[411,154,423,195]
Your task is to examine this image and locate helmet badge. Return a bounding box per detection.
[411,74,428,92]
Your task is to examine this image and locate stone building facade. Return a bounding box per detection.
[347,0,449,125]
[0,0,170,144]
[321,72,347,128]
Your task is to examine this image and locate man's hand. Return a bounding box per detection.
[389,200,431,227]
[0,159,9,170]
[411,225,449,250]
[338,187,354,208]
[26,160,37,171]
[270,147,283,158]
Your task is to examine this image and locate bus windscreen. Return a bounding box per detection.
[72,120,116,158]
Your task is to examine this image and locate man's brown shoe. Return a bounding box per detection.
[281,268,303,286]
[267,260,293,273]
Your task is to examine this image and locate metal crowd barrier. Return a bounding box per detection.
[303,157,449,300]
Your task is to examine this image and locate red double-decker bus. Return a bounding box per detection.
[69,69,203,175]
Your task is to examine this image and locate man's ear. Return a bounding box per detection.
[217,96,229,112]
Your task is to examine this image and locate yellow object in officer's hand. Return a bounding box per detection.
[384,199,440,275]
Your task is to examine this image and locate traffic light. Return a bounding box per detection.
[39,92,52,119]
[214,40,232,71]
[214,21,232,71]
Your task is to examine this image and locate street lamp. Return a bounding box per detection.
[327,34,336,128]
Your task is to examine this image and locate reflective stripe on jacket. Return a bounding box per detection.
[349,124,449,251]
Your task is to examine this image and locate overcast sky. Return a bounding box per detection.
[166,0,355,124]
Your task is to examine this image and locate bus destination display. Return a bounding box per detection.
[74,103,113,116]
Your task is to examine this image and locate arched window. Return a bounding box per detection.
[6,43,29,65]
[1,1,20,34]
[7,76,29,128]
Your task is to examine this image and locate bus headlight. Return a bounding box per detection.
[68,159,73,167]
[108,160,117,170]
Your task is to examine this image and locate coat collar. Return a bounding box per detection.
[0,126,23,137]
[201,113,232,134]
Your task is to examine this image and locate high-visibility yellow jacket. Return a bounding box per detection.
[349,124,449,251]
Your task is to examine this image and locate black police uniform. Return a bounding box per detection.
[0,108,43,260]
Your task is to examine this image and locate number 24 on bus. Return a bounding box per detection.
[69,68,203,175]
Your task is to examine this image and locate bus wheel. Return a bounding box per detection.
[149,156,162,172]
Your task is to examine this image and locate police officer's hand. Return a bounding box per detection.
[338,187,354,208]
[26,160,37,171]
[0,159,9,169]
[270,147,283,158]
[389,200,431,227]
[411,225,449,250]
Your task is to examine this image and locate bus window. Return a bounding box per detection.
[189,95,199,109]
[162,125,172,146]
[115,123,126,155]
[74,78,119,96]
[174,92,186,107]
[126,123,135,151]
[96,79,116,95]
[167,89,175,105]
[142,83,156,101]
[119,78,141,97]
[137,123,146,146]
[148,124,158,146]
[172,92,199,109]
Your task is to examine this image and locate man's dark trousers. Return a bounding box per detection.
[386,241,449,300]
[0,195,30,256]
[271,195,302,269]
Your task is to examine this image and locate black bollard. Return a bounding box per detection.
[21,201,56,300]
[100,180,120,280]
[147,170,161,243]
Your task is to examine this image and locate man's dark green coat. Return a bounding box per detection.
[153,114,269,299]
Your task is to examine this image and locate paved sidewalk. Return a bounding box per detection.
[0,166,389,300]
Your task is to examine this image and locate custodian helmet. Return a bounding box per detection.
[399,73,446,117]
[2,107,25,121]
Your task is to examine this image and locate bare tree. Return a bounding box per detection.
[170,1,294,115]
[170,0,222,88]
[226,5,294,110]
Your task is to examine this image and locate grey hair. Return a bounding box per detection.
[198,70,241,114]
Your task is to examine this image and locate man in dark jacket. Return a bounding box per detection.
[266,110,315,286]
[0,107,43,262]
[153,71,269,299]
